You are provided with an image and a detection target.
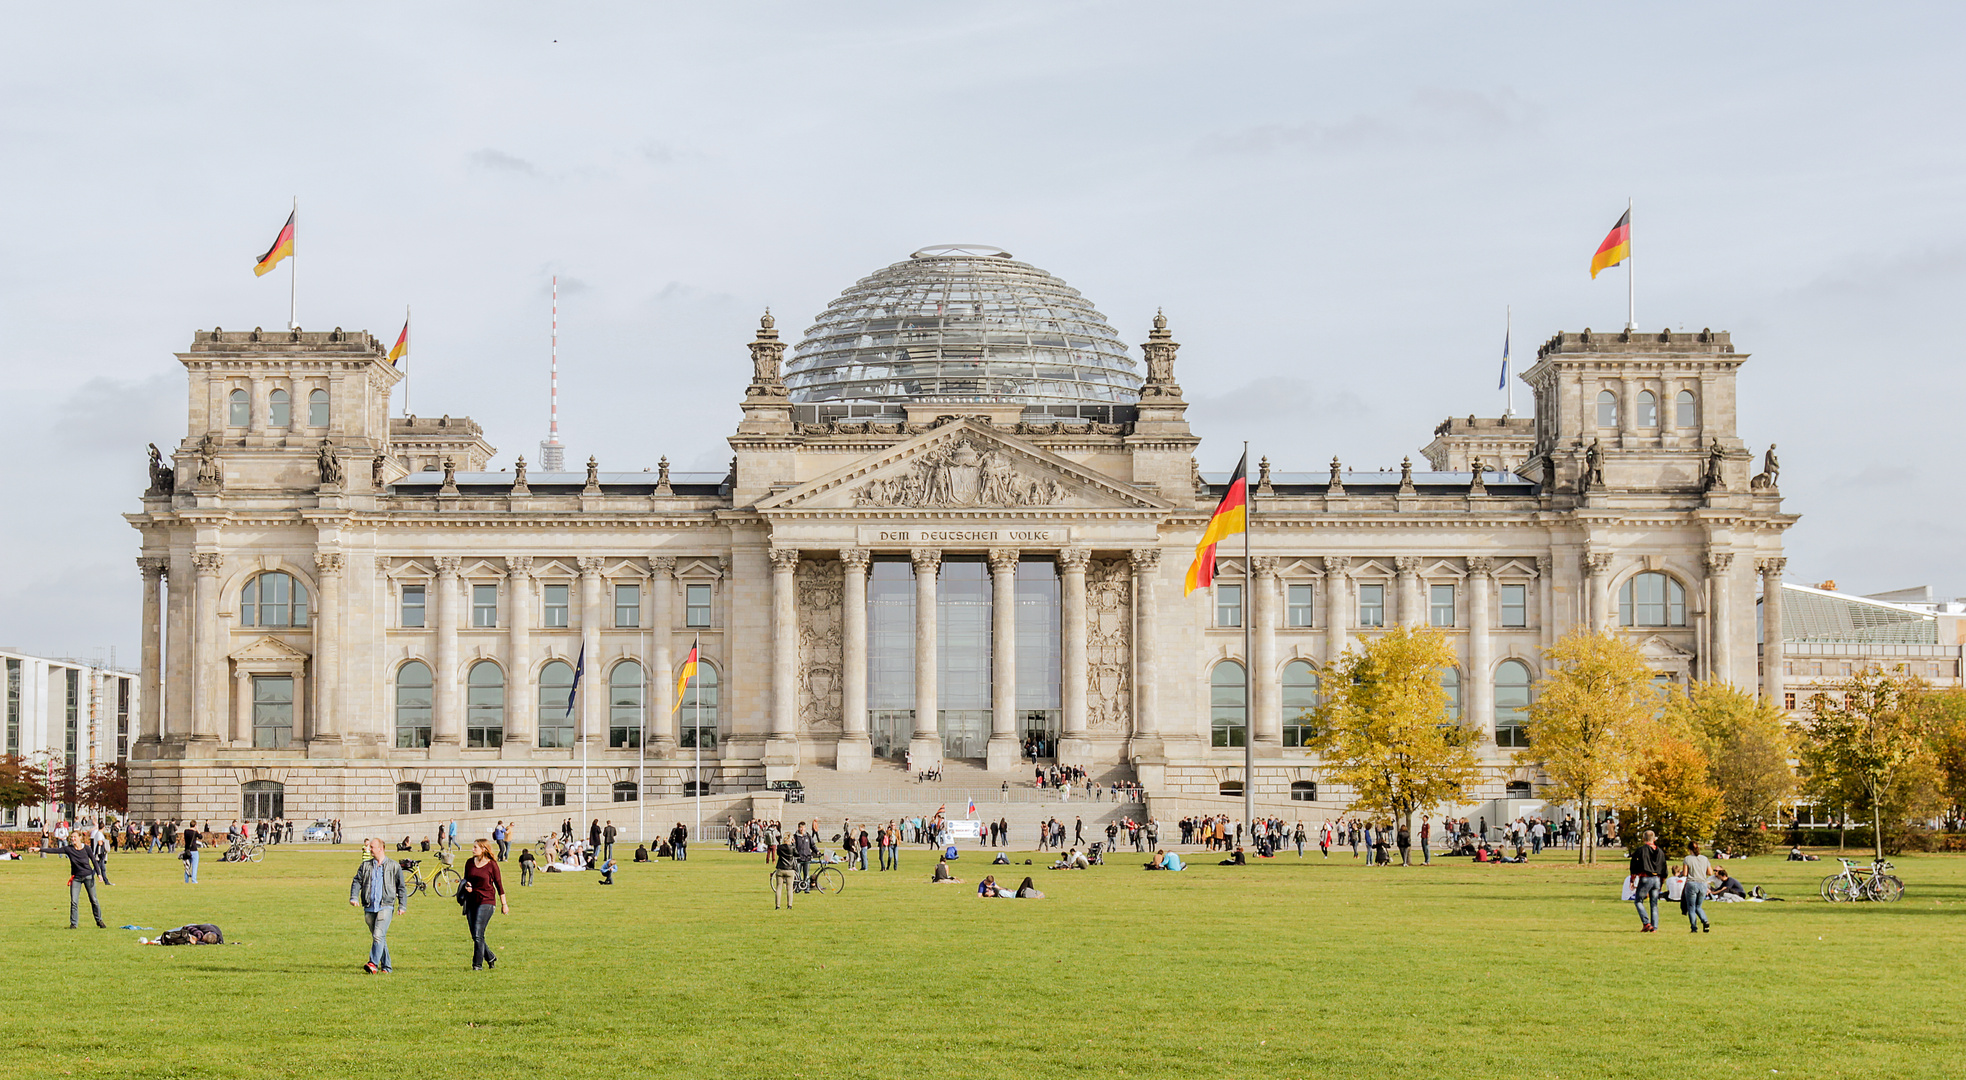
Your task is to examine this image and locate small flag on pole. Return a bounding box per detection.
[966,797,977,817]
[1590,208,1631,279]
[1184,452,1249,595]
[673,636,700,712]
[387,314,409,366]
[1498,322,1511,390]
[565,644,585,718]
[253,210,296,277]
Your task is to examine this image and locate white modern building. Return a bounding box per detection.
[1,648,137,826]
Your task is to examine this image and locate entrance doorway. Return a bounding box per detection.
[939,710,988,760]
[1020,709,1060,759]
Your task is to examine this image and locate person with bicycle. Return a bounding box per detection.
[349,838,407,974]
[792,821,818,883]
[772,837,799,910]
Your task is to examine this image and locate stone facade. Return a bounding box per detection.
[127,307,1794,823]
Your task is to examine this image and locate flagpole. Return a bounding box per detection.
[637,621,647,849]
[1625,197,1635,331]
[288,197,298,330]
[1242,441,1255,837]
[580,647,589,834]
[402,306,412,417]
[1503,306,1513,418]
[693,637,702,849]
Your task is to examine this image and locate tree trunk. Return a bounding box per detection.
[1871,783,1885,864]
[1580,797,1594,865]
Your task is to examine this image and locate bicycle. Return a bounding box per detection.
[766,861,845,896]
[222,841,265,863]
[426,850,462,898]
[398,858,439,898]
[1819,857,1904,903]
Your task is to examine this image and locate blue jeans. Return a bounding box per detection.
[364,908,395,969]
[70,877,102,927]
[1685,884,1708,930]
[465,903,497,968]
[183,851,199,883]
[1632,875,1661,925]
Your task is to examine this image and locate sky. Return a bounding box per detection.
[2,3,1962,665]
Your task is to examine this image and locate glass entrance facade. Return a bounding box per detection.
[1016,558,1062,756]
[937,557,991,758]
[867,558,915,758]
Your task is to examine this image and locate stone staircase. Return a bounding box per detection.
[788,758,1148,842]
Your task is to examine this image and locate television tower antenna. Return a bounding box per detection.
[540,275,565,471]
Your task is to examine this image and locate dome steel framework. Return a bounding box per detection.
[785,246,1141,408]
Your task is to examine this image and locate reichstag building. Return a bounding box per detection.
[127,245,1796,824]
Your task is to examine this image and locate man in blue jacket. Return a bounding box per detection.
[40,837,106,928]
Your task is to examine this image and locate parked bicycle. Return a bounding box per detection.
[767,861,845,896]
[221,841,264,863]
[1820,857,1903,903]
[398,854,460,898]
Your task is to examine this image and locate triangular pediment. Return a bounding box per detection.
[1635,634,1694,660]
[229,635,311,662]
[757,421,1170,513]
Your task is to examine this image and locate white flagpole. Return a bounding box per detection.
[1503,305,1513,418]
[693,635,702,850]
[288,196,298,330]
[402,305,411,417]
[580,647,588,834]
[1625,197,1636,331]
[1242,443,1254,836]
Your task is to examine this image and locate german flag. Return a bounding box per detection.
[387,317,409,366]
[1184,452,1248,595]
[253,209,296,277]
[1590,208,1630,279]
[673,636,700,712]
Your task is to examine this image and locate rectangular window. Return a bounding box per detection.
[116,679,130,761]
[1430,584,1456,628]
[400,585,426,628]
[1357,584,1385,628]
[5,658,19,756]
[543,584,569,628]
[396,786,422,816]
[65,670,79,756]
[614,583,641,628]
[251,675,295,749]
[1500,583,1527,628]
[685,583,713,628]
[866,559,914,759]
[1216,584,1243,628]
[1287,584,1316,628]
[471,584,498,628]
[1783,692,1796,711]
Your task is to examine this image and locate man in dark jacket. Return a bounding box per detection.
[40,837,106,928]
[791,821,817,881]
[772,839,799,909]
[1396,823,1412,866]
[1629,829,1669,931]
[602,821,617,863]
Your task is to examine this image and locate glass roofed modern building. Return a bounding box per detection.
[127,246,1798,832]
[1764,582,1965,712]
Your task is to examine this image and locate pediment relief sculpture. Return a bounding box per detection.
[853,437,1063,509]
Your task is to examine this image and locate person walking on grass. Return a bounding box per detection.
[40,833,106,928]
[349,838,407,973]
[180,821,202,883]
[1420,817,1432,865]
[1629,829,1669,932]
[461,839,509,970]
[1681,841,1712,934]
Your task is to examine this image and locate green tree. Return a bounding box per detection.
[0,754,51,813]
[1310,626,1483,831]
[1619,725,1723,855]
[1517,629,1657,864]
[1918,686,1966,826]
[1661,679,1796,854]
[1800,666,1939,861]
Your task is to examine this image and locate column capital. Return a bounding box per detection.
[910,547,943,574]
[769,547,801,572]
[987,548,1020,573]
[1393,555,1422,573]
[576,555,607,576]
[505,555,535,578]
[1756,556,1787,577]
[1703,551,1734,572]
[650,555,677,576]
[137,556,168,578]
[1251,556,1281,578]
[1129,547,1162,571]
[1465,556,1495,577]
[191,551,224,575]
[1322,555,1351,576]
[434,555,464,577]
[313,551,345,574]
[1534,555,1552,578]
[1583,552,1613,576]
[1057,547,1090,573]
[838,547,869,570]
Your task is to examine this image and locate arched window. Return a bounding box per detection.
[1596,389,1619,428]
[683,779,712,796]
[228,388,250,427]
[308,388,329,427]
[1618,571,1686,627]
[1505,780,1533,799]
[1281,660,1319,747]
[1636,390,1657,427]
[396,782,423,816]
[1289,780,1318,802]
[467,661,505,748]
[612,781,638,803]
[268,388,291,428]
[1210,660,1247,748]
[468,781,494,812]
[240,571,310,628]
[1675,389,1697,428]
[609,661,644,748]
[1217,780,1244,796]
[540,781,566,807]
[1495,660,1532,748]
[395,661,432,748]
[242,780,284,820]
[536,660,575,749]
[679,662,719,749]
[1440,666,1462,722]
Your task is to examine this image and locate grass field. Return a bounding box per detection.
[4,840,1962,1080]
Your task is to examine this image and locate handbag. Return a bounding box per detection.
[1620,875,1638,901]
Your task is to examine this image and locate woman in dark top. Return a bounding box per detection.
[461,839,509,970]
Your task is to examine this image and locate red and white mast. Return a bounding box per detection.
[540,274,566,471]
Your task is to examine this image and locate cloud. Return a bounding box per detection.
[468,147,540,175]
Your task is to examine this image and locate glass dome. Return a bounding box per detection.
[786,245,1141,407]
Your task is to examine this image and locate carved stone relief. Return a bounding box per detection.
[853,438,1063,509]
[797,558,844,734]
[1086,558,1132,733]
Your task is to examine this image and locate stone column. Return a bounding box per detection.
[578,557,606,746]
[909,548,942,769]
[986,548,1021,772]
[503,557,535,753]
[1704,552,1733,687]
[232,668,252,745]
[1585,552,1613,631]
[1395,556,1423,627]
[1057,547,1091,766]
[310,552,343,745]
[768,547,801,760]
[1251,557,1281,748]
[1536,556,1555,656]
[432,556,463,746]
[189,551,224,744]
[836,549,872,772]
[649,557,677,758]
[1759,557,1787,705]
[137,558,165,748]
[1467,558,1494,740]
[1323,557,1350,668]
[1129,548,1163,751]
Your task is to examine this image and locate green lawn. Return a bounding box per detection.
[4,841,1962,1079]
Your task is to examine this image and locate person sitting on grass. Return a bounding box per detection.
[1049,848,1088,870]
[931,857,964,884]
[1711,868,1749,900]
[1219,846,1247,866]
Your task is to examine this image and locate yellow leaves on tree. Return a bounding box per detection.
[1517,629,1655,864]
[1311,625,1482,825]
[1661,679,1796,854]
[1620,725,1723,857]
